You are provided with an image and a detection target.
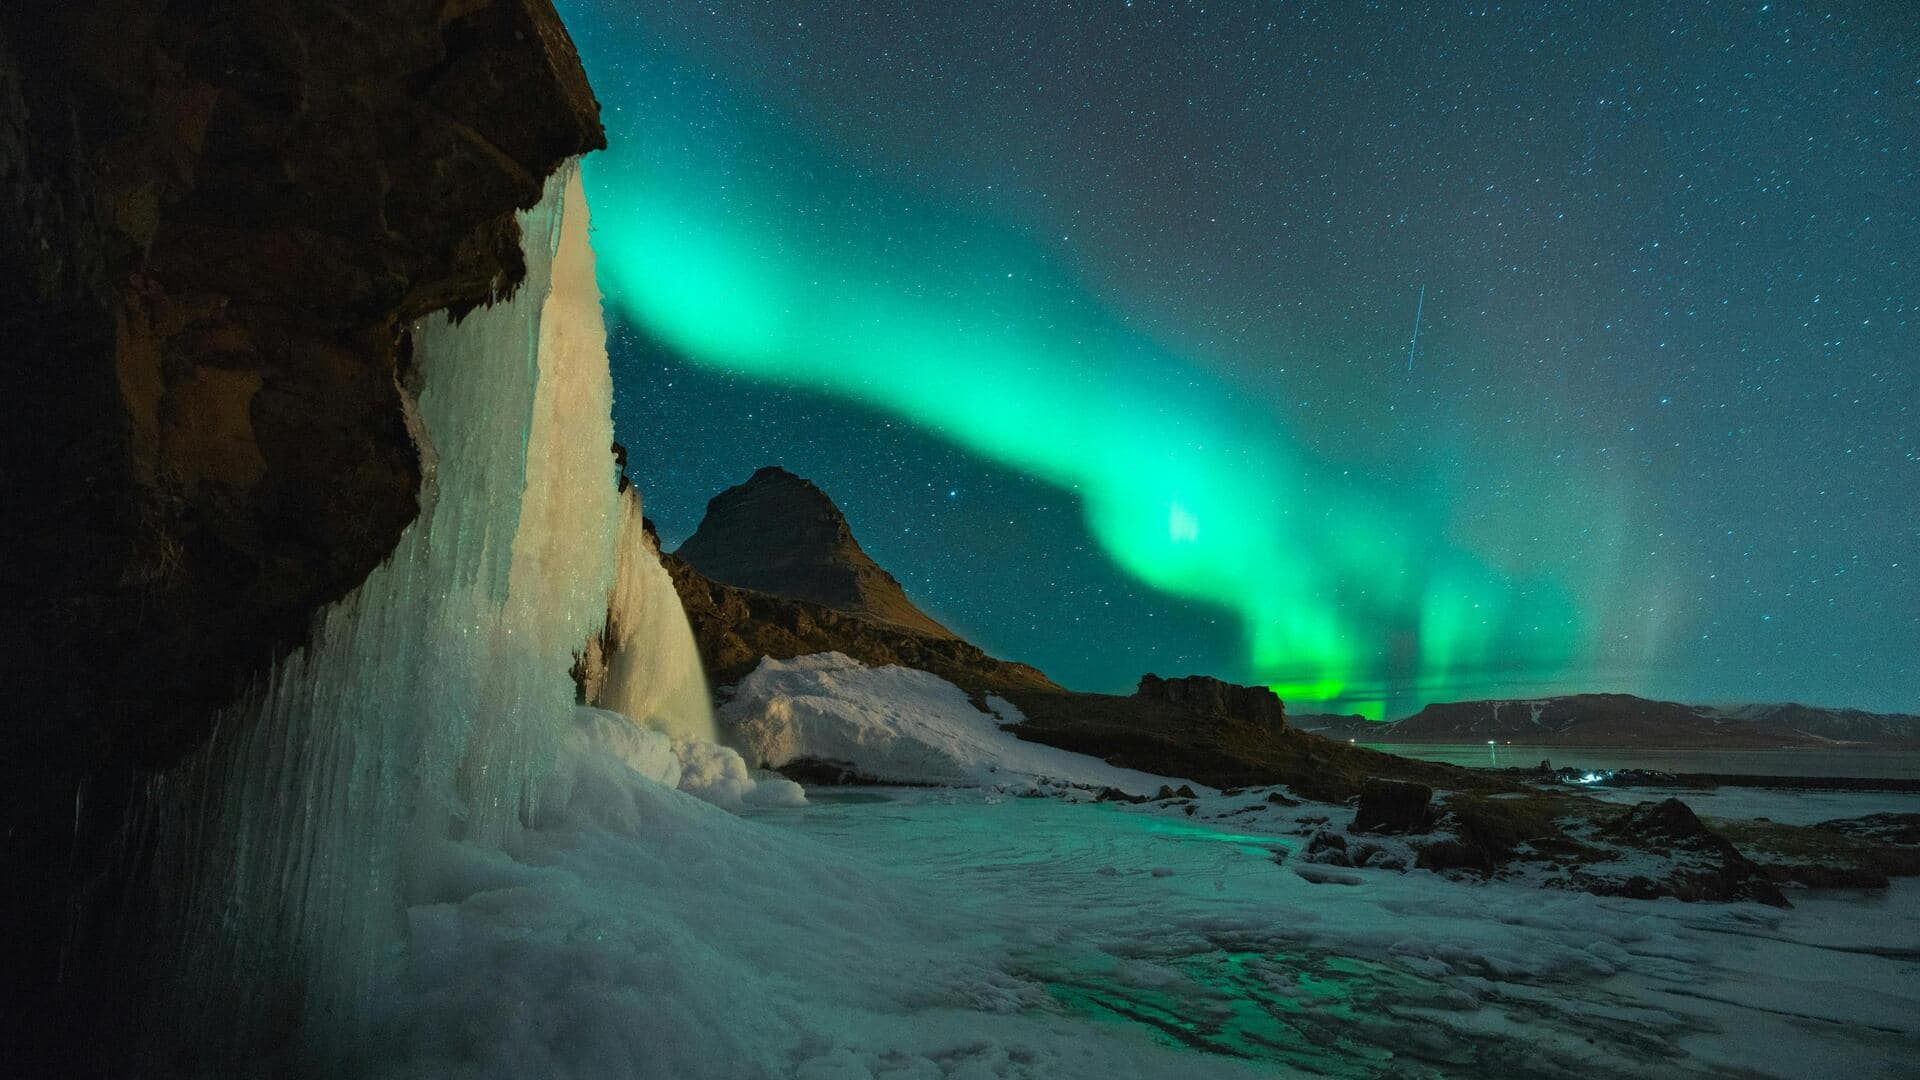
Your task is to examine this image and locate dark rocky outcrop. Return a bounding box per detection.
[2,0,602,764]
[677,466,956,639]
[658,468,1055,694]
[1136,673,1285,728]
[1302,829,1349,863]
[1003,687,1501,805]
[1811,812,1920,848]
[668,551,1056,694]
[1350,778,1434,834]
[1717,815,1920,891]
[1587,798,1789,907]
[1,2,602,1066]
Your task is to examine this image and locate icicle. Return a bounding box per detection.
[120,163,622,1066]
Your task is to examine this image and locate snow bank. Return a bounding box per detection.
[720,652,1187,795]
[674,738,807,808]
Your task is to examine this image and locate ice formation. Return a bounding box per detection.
[583,489,802,808]
[593,491,720,744]
[121,164,623,1062]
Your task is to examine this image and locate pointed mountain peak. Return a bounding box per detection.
[674,466,956,640]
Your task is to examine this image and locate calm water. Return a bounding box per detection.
[1360,743,1920,779]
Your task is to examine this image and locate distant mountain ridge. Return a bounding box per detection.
[1297,694,1920,748]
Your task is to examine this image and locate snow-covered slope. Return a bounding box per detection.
[720,652,1192,795]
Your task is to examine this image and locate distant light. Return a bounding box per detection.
[1486,740,1496,745]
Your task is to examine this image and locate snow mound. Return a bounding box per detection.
[563,707,804,809]
[674,737,807,808]
[568,707,684,787]
[720,652,1186,795]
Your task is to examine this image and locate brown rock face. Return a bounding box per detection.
[676,466,959,639]
[0,1,602,1058]
[1,1,601,767]
[667,552,1057,695]
[1136,673,1285,728]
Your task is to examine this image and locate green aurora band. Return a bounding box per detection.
[565,14,1579,720]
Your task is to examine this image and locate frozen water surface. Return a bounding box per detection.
[737,787,1920,1079]
[375,726,1920,1078]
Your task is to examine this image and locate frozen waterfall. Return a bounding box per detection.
[118,163,626,1064]
[591,491,720,744]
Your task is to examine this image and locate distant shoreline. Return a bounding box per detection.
[1472,767,1920,794]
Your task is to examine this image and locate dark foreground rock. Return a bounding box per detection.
[1,3,604,1071]
[1581,799,1788,907]
[1717,814,1920,890]
[1351,779,1435,834]
[1004,685,1508,804]
[1811,812,1920,847]
[668,553,1057,694]
[2,0,603,771]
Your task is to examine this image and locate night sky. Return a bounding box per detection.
[560,1,1917,718]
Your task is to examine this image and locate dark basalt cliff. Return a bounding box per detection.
[1,0,600,768]
[0,0,601,1055]
[676,465,960,640]
[1136,672,1285,728]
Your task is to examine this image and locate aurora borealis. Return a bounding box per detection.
[562,1,1916,718]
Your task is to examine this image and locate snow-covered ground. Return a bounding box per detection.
[720,652,1187,796]
[364,657,1920,1078]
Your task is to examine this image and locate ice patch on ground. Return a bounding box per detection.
[720,652,1191,795]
